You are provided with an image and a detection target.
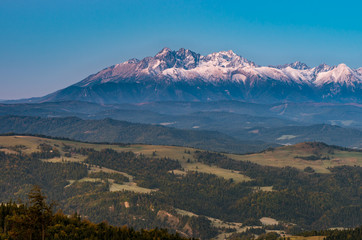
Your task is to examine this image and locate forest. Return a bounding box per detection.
[0,186,187,240]
[0,187,360,240]
[0,137,361,239]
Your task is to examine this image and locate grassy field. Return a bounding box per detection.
[1,136,349,239]
[288,237,325,240]
[175,208,278,240]
[227,142,362,173]
[0,135,196,161]
[109,182,155,193]
[173,163,251,183]
[0,135,252,182]
[1,135,361,177]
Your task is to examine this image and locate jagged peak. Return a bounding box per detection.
[206,50,239,59]
[317,63,331,68]
[291,61,310,70]
[314,62,362,86]
[81,48,361,89]
[202,49,255,68]
[275,61,310,70]
[127,58,140,64]
[159,47,172,53]
[314,63,333,73]
[175,48,198,57]
[217,50,237,57]
[155,47,172,58]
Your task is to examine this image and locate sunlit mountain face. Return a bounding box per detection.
[17,48,362,104]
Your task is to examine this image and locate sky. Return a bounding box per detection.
[1,0,362,99]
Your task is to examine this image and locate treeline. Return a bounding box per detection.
[299,226,362,240]
[0,148,218,239]
[31,143,61,159]
[193,151,362,229]
[79,148,361,230]
[0,132,130,146]
[0,116,272,154]
[85,149,182,188]
[0,143,361,237]
[0,186,188,240]
[0,151,87,201]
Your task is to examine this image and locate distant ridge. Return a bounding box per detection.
[6,48,362,104]
[0,115,276,154]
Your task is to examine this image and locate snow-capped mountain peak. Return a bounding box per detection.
[315,63,361,86]
[202,50,255,68]
[155,47,172,57]
[275,61,310,70]
[68,48,362,103]
[314,63,333,74]
[290,61,310,70]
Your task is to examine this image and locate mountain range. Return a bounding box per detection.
[10,48,362,104]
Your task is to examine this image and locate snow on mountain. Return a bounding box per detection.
[357,67,362,76]
[275,61,310,70]
[78,48,361,88]
[313,63,334,74]
[34,48,362,104]
[314,63,362,87]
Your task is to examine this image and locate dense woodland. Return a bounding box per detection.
[193,151,361,228]
[298,226,362,240]
[0,187,361,240]
[0,139,361,239]
[0,186,187,240]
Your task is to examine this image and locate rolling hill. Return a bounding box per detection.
[0,135,360,239]
[0,115,276,154]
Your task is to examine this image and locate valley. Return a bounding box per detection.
[2,1,362,238]
[0,135,360,239]
[0,48,361,240]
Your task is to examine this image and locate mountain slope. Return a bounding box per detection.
[0,115,275,154]
[9,48,362,104]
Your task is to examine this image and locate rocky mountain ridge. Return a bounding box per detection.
[13,48,362,104]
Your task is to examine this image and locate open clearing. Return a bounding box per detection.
[175,208,268,240]
[260,217,278,225]
[0,136,346,239]
[83,163,154,194]
[1,136,361,176]
[228,142,362,173]
[288,237,325,240]
[109,182,155,193]
[173,163,251,183]
[0,135,197,162]
[0,136,252,182]
[68,175,155,194]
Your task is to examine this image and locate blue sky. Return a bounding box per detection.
[1,0,362,99]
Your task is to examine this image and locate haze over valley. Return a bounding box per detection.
[1,1,361,239]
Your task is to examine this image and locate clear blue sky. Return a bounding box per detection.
[1,0,362,99]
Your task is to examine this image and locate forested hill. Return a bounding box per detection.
[0,186,187,240]
[2,186,361,240]
[0,136,361,239]
[0,115,275,154]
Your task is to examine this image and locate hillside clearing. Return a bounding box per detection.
[174,163,251,183]
[228,142,362,173]
[1,136,361,175]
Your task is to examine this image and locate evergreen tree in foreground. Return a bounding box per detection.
[0,186,187,240]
